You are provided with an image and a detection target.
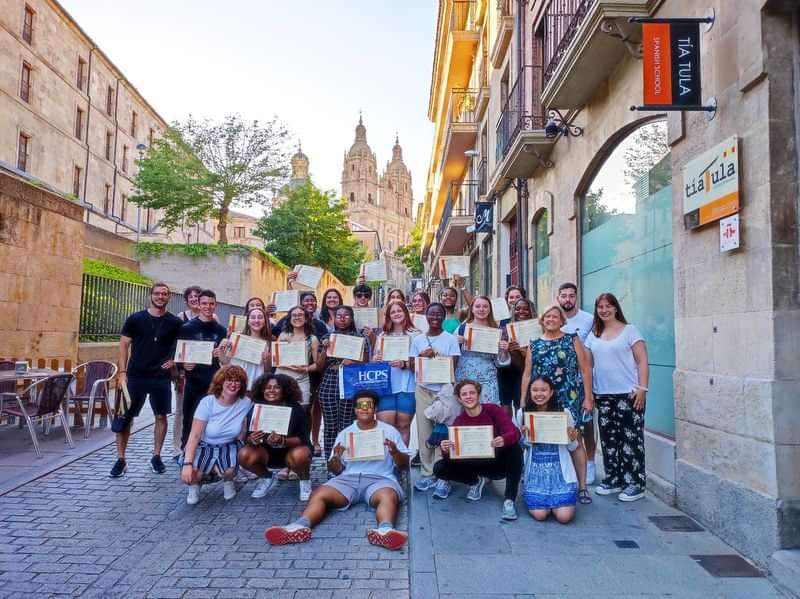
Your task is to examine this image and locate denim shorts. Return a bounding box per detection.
[377,392,416,415]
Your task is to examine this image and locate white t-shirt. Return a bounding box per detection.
[562,309,594,342]
[410,331,461,392]
[331,420,409,480]
[193,394,253,445]
[584,324,645,394]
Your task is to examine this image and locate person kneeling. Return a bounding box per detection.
[181,365,252,504]
[435,379,523,521]
[238,374,313,501]
[264,391,410,550]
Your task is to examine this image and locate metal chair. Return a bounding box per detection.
[0,374,75,458]
[68,361,117,439]
[0,360,16,423]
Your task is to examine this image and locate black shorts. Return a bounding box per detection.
[127,377,172,417]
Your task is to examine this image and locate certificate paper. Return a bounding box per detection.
[415,357,454,384]
[526,411,569,445]
[228,314,246,335]
[464,325,500,355]
[506,319,542,347]
[412,314,429,334]
[271,341,308,367]
[438,255,470,279]
[250,403,293,435]
[490,298,511,322]
[448,425,495,459]
[345,427,385,461]
[174,340,214,365]
[291,264,324,291]
[360,260,387,282]
[229,333,267,365]
[328,334,365,361]
[378,336,410,362]
[353,307,380,330]
[272,290,300,313]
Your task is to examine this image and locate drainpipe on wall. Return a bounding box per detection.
[82,47,95,217]
[110,76,121,236]
[517,177,529,291]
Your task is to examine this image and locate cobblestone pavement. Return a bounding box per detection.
[0,420,409,599]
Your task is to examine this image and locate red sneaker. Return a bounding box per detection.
[367,528,408,551]
[264,524,311,545]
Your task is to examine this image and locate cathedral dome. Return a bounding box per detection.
[348,114,374,158]
[386,134,407,172]
[289,143,310,186]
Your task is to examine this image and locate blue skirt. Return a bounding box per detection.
[522,443,577,510]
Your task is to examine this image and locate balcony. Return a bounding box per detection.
[433,181,478,262]
[541,0,658,109]
[474,52,490,119]
[450,0,480,70]
[441,88,479,183]
[490,0,514,68]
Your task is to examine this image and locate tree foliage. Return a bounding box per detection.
[624,121,670,193]
[582,187,617,232]
[395,226,423,277]
[254,184,367,284]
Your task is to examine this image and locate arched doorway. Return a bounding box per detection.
[580,119,675,438]
[532,207,550,315]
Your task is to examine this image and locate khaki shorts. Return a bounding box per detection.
[324,473,404,508]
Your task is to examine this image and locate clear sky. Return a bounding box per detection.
[60,1,437,215]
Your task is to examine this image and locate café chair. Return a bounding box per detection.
[68,361,117,439]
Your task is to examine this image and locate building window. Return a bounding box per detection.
[146,209,153,231]
[106,86,114,116]
[104,184,111,213]
[233,226,246,239]
[77,57,87,92]
[368,193,373,204]
[17,133,30,172]
[22,5,34,44]
[20,62,32,103]
[533,209,551,313]
[131,111,137,138]
[122,145,129,172]
[148,128,155,148]
[349,192,355,203]
[75,107,84,140]
[73,166,82,198]
[105,130,113,161]
[120,194,127,221]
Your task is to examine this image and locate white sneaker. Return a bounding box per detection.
[299,480,312,501]
[466,476,486,501]
[186,484,200,505]
[223,480,237,501]
[251,476,277,499]
[587,461,596,485]
[432,479,451,500]
[501,499,518,521]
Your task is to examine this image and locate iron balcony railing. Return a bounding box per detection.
[495,65,546,162]
[477,158,487,198]
[435,181,479,248]
[543,0,595,84]
[451,0,478,32]
[449,88,479,125]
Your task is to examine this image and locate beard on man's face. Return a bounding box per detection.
[559,300,575,312]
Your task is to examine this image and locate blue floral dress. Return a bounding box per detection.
[529,334,584,423]
[522,442,578,509]
[455,323,500,405]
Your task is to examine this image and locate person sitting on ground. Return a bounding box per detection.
[264,390,410,551]
[238,373,313,501]
[517,376,579,523]
[180,365,252,504]
[435,379,523,521]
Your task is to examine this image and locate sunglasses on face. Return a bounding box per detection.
[355,293,370,298]
[355,400,374,410]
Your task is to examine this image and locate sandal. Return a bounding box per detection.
[276,468,299,481]
[578,489,593,505]
[313,444,322,457]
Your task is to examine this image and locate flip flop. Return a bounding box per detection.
[578,489,593,505]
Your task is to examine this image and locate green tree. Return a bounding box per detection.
[254,184,367,284]
[624,121,670,194]
[395,226,423,277]
[582,187,616,232]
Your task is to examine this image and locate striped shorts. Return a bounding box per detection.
[182,440,241,475]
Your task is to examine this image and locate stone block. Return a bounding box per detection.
[711,311,774,378]
[674,316,713,371]
[771,379,800,445]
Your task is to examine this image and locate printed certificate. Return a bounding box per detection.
[291,264,324,290]
[378,335,410,362]
[174,340,214,365]
[438,255,470,279]
[448,425,495,459]
[271,341,308,367]
[345,427,385,461]
[464,325,500,355]
[412,314,429,334]
[272,290,300,313]
[415,357,454,384]
[526,411,569,445]
[328,334,365,361]
[250,403,293,435]
[353,307,380,330]
[360,260,387,282]
[228,314,246,335]
[506,319,542,347]
[229,333,268,365]
[119,382,132,413]
[490,298,511,322]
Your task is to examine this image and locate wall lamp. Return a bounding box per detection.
[544,109,584,138]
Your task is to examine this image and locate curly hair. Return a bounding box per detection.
[207,365,248,399]
[454,379,482,398]
[250,372,303,405]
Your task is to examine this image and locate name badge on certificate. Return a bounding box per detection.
[464,325,500,355]
[415,357,454,384]
[490,298,511,322]
[174,340,214,365]
[272,290,300,313]
[353,307,379,330]
[328,334,365,361]
[506,319,542,347]
[438,255,470,278]
[271,341,308,367]
[526,411,569,445]
[291,264,324,291]
[448,425,495,459]
[360,260,387,282]
[229,333,267,365]
[228,314,246,335]
[378,335,410,362]
[250,403,293,435]
[412,314,429,334]
[345,427,385,461]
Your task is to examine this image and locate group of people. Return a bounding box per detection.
[111,271,649,550]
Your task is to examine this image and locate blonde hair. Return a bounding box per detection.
[538,303,567,328]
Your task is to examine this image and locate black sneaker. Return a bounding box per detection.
[150,455,166,474]
[410,452,421,467]
[109,458,127,478]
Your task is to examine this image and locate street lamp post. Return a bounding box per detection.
[135,143,147,242]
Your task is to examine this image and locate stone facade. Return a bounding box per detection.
[213,209,262,248]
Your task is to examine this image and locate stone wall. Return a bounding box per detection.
[0,171,84,362]
[83,224,139,271]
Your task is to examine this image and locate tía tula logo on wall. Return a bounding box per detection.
[682,135,740,230]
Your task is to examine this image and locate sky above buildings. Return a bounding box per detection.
[60,1,437,215]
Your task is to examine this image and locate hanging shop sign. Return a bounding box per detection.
[682,135,739,230]
[474,202,493,233]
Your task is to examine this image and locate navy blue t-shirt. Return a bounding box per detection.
[178,317,228,383]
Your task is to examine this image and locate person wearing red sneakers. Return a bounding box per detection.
[265,390,410,551]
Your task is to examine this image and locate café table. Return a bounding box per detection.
[0,368,58,417]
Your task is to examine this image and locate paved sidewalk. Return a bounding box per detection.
[409,469,792,598]
[0,417,409,599]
